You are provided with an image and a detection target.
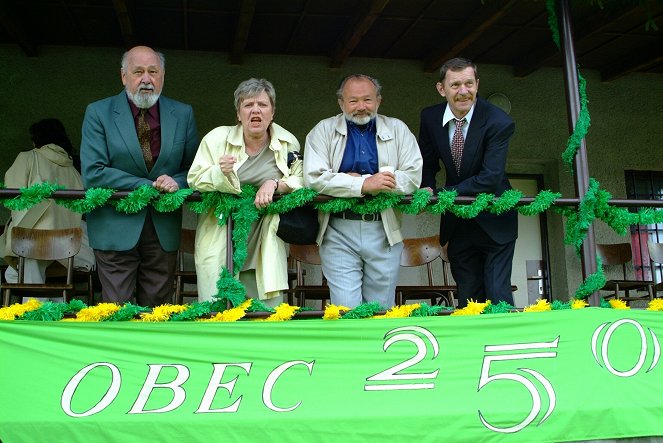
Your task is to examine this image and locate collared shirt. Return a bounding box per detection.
[443,103,476,144]
[127,97,162,162]
[338,118,378,175]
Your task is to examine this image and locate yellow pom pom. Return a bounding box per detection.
[571,299,588,309]
[0,298,42,320]
[75,303,121,322]
[263,303,300,322]
[524,299,551,312]
[323,304,351,320]
[608,299,630,310]
[451,299,489,316]
[646,298,663,311]
[140,304,188,322]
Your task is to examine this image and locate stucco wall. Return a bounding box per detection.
[1,44,662,300]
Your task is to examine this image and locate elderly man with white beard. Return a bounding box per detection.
[80,45,198,307]
[303,74,422,308]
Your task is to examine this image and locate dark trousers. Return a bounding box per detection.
[94,214,177,307]
[447,220,516,308]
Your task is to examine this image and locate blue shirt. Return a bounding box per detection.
[339,119,378,175]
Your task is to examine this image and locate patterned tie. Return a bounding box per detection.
[451,118,466,174]
[138,109,154,171]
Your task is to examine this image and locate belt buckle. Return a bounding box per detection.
[361,213,376,222]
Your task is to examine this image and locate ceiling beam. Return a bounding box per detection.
[230,0,256,65]
[330,0,390,68]
[0,2,37,56]
[513,2,643,78]
[112,0,136,48]
[424,0,518,73]
[601,38,663,81]
[286,0,311,51]
[383,0,436,58]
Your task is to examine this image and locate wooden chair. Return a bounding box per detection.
[396,235,456,306]
[648,241,663,298]
[596,242,653,304]
[44,261,95,306]
[1,227,82,306]
[173,228,197,304]
[287,243,329,309]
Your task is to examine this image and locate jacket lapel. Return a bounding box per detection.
[431,106,453,166]
[459,97,486,177]
[155,97,176,173]
[112,92,148,173]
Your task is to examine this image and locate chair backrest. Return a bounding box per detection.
[173,228,198,304]
[648,242,663,264]
[596,243,632,278]
[11,227,82,261]
[179,228,196,255]
[4,227,83,302]
[288,244,322,286]
[178,228,196,270]
[400,234,449,285]
[648,242,663,284]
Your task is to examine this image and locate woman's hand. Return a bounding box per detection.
[218,155,237,174]
[254,179,279,209]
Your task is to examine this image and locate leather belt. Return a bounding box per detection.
[331,210,382,222]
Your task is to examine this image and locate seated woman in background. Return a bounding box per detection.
[1,118,95,286]
[187,78,303,306]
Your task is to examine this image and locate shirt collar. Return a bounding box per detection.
[127,95,159,119]
[442,102,475,127]
[346,117,376,133]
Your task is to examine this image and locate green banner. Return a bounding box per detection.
[1,308,662,442]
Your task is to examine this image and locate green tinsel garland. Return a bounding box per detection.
[573,256,607,299]
[342,302,384,319]
[57,188,115,213]
[551,300,572,310]
[169,301,213,321]
[396,189,432,215]
[20,299,86,321]
[3,183,63,211]
[483,300,515,314]
[517,190,562,216]
[153,188,194,213]
[410,303,453,317]
[2,179,660,305]
[107,303,150,321]
[112,185,160,213]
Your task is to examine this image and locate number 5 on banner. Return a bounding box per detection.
[478,337,559,434]
[365,325,440,391]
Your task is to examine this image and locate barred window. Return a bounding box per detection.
[624,170,663,282]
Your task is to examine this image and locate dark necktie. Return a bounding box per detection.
[451,118,466,174]
[138,109,154,171]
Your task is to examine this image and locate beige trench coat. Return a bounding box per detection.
[187,123,303,301]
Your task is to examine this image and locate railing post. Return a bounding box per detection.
[557,0,599,306]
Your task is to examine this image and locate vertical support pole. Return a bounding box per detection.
[557,0,599,306]
[226,215,234,310]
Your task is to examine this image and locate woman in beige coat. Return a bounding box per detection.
[187,79,303,306]
[2,119,94,285]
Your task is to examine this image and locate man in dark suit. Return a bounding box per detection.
[81,46,198,307]
[419,57,517,308]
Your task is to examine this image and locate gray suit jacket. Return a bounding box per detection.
[81,91,198,251]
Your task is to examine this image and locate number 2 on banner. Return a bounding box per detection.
[478,337,559,433]
[365,325,440,391]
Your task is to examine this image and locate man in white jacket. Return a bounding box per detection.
[303,74,422,308]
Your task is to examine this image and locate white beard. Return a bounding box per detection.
[126,85,160,109]
[344,112,375,125]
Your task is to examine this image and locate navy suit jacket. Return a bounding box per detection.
[419,96,517,245]
[81,91,199,251]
